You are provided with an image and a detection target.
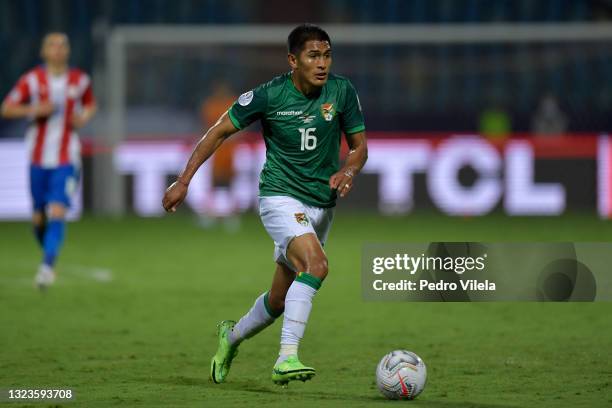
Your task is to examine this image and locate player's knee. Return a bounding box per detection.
[48,203,66,219]
[290,258,307,273]
[32,211,45,226]
[309,257,328,281]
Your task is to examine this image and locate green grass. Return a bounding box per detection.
[0,212,611,407]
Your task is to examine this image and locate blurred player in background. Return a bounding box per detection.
[163,24,367,385]
[1,32,97,289]
[198,81,240,230]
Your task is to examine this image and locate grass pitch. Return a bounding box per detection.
[0,212,611,407]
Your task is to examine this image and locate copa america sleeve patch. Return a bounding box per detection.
[9,89,21,102]
[238,90,254,106]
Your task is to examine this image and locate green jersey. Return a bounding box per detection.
[228,72,365,208]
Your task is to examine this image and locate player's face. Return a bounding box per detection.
[292,40,332,88]
[41,34,70,66]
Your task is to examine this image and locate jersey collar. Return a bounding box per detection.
[286,72,324,100]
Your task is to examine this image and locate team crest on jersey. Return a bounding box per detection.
[294,212,309,226]
[320,103,335,121]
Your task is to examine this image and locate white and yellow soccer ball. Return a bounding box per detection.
[376,350,427,400]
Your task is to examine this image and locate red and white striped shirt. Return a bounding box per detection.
[3,65,95,168]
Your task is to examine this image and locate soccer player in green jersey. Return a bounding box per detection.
[162,24,367,385]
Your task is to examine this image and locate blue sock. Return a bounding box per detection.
[33,224,46,248]
[43,219,66,267]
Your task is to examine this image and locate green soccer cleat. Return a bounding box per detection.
[210,320,239,384]
[271,356,316,386]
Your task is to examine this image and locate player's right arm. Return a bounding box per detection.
[162,111,239,213]
[1,100,54,120]
[0,75,54,120]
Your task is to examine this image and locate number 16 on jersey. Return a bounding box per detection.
[299,128,317,151]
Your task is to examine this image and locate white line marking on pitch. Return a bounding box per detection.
[0,262,114,284]
[62,265,114,282]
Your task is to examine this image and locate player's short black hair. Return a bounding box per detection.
[287,24,331,55]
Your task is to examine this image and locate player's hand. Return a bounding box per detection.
[71,113,88,129]
[32,102,54,118]
[162,180,188,213]
[329,168,355,198]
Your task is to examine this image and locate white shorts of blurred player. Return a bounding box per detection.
[259,195,335,271]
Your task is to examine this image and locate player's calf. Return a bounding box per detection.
[32,211,46,248]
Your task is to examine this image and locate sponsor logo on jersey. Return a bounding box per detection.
[276,110,303,116]
[294,212,309,226]
[299,114,316,124]
[238,90,254,106]
[321,103,335,121]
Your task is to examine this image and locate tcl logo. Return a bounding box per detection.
[364,137,565,216]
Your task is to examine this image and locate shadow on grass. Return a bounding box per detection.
[160,376,210,386]
[376,401,519,408]
[294,391,520,408]
[150,376,520,407]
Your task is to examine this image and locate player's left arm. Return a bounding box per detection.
[329,131,368,198]
[71,75,97,129]
[71,104,97,129]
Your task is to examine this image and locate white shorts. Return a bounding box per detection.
[259,195,335,271]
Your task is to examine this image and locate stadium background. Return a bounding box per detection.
[1,1,611,407]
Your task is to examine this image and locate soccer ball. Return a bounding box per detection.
[376,350,427,400]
